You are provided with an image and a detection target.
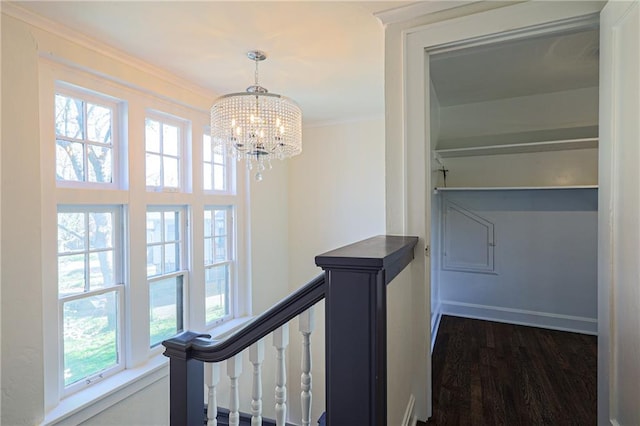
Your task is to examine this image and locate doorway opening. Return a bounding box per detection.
[425,16,600,424]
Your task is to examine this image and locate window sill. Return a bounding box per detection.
[42,316,253,426]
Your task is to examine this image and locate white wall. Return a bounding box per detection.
[1,14,46,425]
[440,148,598,188]
[437,189,598,334]
[287,118,385,424]
[437,87,599,145]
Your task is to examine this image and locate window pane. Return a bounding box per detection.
[56,140,85,181]
[55,94,84,139]
[164,211,178,242]
[204,238,213,265]
[163,156,179,188]
[203,163,212,191]
[213,165,225,191]
[86,103,112,144]
[89,212,113,250]
[149,276,183,347]
[214,237,227,262]
[89,251,114,290]
[87,145,113,183]
[164,243,179,273]
[146,211,162,244]
[58,212,86,253]
[203,134,212,162]
[204,210,213,237]
[163,124,179,156]
[59,254,86,296]
[146,153,161,187]
[63,291,118,386]
[205,265,229,323]
[145,119,160,153]
[147,245,162,277]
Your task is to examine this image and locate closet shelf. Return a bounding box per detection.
[435,185,598,192]
[434,137,598,158]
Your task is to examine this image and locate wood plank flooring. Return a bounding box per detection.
[421,315,597,425]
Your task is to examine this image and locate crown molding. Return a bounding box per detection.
[1,1,218,101]
[374,1,477,26]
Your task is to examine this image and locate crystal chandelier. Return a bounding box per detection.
[211,50,303,181]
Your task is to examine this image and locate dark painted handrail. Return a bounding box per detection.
[163,273,325,363]
[163,235,418,426]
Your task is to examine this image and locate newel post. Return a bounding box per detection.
[163,331,211,426]
[315,235,418,426]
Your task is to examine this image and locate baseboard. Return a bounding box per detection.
[430,303,442,353]
[401,394,416,426]
[440,300,597,335]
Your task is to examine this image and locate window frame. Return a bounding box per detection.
[54,84,122,190]
[145,205,189,351]
[56,204,125,397]
[203,128,236,194]
[40,59,250,423]
[145,112,188,193]
[204,205,236,326]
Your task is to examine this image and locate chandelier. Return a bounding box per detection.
[211,50,303,181]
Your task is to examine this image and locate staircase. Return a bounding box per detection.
[163,235,418,426]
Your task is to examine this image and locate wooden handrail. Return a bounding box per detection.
[163,273,325,362]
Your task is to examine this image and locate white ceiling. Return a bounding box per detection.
[430,28,600,106]
[13,1,412,126]
[10,2,601,124]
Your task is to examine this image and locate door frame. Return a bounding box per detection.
[400,1,605,420]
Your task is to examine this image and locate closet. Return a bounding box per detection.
[429,26,599,336]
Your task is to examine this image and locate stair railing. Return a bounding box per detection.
[163,235,418,426]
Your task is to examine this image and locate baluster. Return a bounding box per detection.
[299,307,315,426]
[227,353,243,426]
[273,323,289,426]
[205,363,220,426]
[249,339,265,426]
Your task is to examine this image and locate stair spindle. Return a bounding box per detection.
[227,353,243,426]
[273,323,289,426]
[205,363,220,426]
[299,308,315,426]
[249,339,265,426]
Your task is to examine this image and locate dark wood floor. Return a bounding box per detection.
[420,315,597,426]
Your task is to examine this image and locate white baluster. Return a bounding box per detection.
[299,308,315,426]
[227,353,243,426]
[249,339,265,426]
[205,363,220,426]
[273,324,289,426]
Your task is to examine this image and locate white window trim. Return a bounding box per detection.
[40,58,251,423]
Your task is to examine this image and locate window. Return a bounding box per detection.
[55,90,117,185]
[203,131,233,192]
[57,206,123,392]
[145,116,183,190]
[42,63,246,420]
[146,207,187,347]
[204,206,234,324]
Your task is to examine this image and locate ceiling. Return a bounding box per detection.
[430,28,600,107]
[13,1,412,126]
[10,2,601,124]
